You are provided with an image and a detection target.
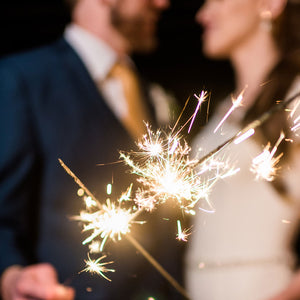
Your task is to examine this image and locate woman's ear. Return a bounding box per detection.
[259,0,287,19]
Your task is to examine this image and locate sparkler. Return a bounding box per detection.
[188,91,208,133]
[81,254,115,282]
[176,220,191,242]
[214,87,247,133]
[59,159,135,262]
[251,132,285,181]
[120,123,238,215]
[59,159,190,299]
[289,98,300,133]
[120,91,300,217]
[79,197,140,252]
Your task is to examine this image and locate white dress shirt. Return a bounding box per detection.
[64,23,130,121]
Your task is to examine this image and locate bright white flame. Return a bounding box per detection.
[214,88,246,133]
[234,128,255,144]
[82,198,137,251]
[176,220,191,242]
[81,255,115,281]
[250,132,285,181]
[188,91,208,133]
[120,124,237,213]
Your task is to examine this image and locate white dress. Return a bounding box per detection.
[185,80,300,300]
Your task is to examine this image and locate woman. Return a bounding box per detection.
[185,0,300,299]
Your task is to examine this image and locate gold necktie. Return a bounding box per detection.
[108,62,150,140]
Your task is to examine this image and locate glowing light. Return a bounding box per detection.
[120,124,236,214]
[234,128,255,144]
[117,92,241,214]
[85,196,97,208]
[250,132,285,181]
[69,184,144,254]
[289,99,300,133]
[107,184,112,195]
[81,255,115,281]
[88,241,101,254]
[214,88,246,133]
[77,188,84,197]
[58,91,300,293]
[188,91,208,133]
[198,262,205,269]
[176,220,191,242]
[81,198,140,252]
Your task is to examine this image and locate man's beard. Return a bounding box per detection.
[110,7,159,53]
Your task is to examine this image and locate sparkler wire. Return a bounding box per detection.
[125,234,191,300]
[194,91,300,167]
[58,159,97,201]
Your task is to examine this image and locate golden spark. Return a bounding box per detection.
[188,91,208,133]
[69,183,143,252]
[120,124,237,214]
[289,99,300,133]
[59,160,190,298]
[176,220,191,242]
[214,88,246,133]
[250,132,285,181]
[81,255,115,281]
[80,197,141,252]
[234,128,255,144]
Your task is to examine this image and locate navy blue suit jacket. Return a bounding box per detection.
[0,38,184,299]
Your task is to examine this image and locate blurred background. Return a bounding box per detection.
[0,0,234,131]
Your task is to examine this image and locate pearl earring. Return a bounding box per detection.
[260,10,273,32]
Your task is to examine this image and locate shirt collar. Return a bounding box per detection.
[64,23,117,82]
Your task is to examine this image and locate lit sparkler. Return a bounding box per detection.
[70,181,143,252]
[120,91,300,217]
[80,198,140,252]
[188,91,208,133]
[289,98,300,133]
[120,123,237,214]
[81,254,115,282]
[59,159,141,251]
[59,159,190,299]
[214,87,247,133]
[251,132,285,181]
[176,220,191,242]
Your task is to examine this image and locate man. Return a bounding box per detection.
[0,0,184,299]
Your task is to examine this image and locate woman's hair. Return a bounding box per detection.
[242,1,300,194]
[273,0,300,57]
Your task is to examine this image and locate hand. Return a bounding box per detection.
[0,263,75,300]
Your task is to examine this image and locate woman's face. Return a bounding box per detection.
[196,0,262,59]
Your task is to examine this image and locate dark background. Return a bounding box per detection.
[0,0,234,129]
